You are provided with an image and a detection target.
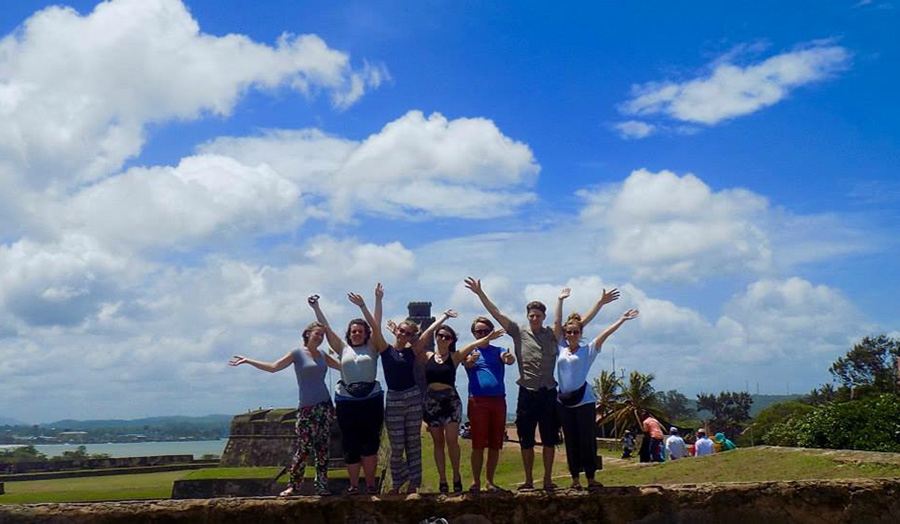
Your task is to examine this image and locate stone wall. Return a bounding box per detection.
[220,409,343,469]
[2,478,900,523]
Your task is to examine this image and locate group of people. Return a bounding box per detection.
[229,278,638,496]
[622,418,737,462]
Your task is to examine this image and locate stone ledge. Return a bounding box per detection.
[2,478,899,523]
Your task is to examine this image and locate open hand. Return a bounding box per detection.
[487,329,506,341]
[464,277,483,295]
[621,308,639,321]
[443,309,459,318]
[228,355,248,367]
[347,292,365,307]
[559,287,571,301]
[600,288,620,305]
[386,319,399,336]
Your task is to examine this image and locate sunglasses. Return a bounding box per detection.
[398,329,416,337]
[436,333,454,341]
[473,329,491,336]
[565,330,581,335]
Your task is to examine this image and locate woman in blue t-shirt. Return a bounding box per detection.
[229,304,342,496]
[554,287,638,490]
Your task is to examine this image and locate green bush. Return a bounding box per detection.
[765,394,900,452]
[755,401,814,444]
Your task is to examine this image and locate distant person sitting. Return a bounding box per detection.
[640,412,664,463]
[714,432,737,452]
[664,427,686,460]
[694,429,714,457]
[622,430,635,459]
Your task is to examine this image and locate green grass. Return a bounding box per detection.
[597,447,900,486]
[5,439,900,503]
[0,470,192,504]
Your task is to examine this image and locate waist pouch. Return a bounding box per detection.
[558,382,587,407]
[342,380,376,398]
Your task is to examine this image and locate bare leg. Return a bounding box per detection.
[429,426,447,484]
[542,446,555,489]
[485,448,501,488]
[445,423,461,484]
[471,447,485,490]
[347,463,361,489]
[361,455,377,489]
[521,448,535,487]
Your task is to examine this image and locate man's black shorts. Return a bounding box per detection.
[515,386,560,449]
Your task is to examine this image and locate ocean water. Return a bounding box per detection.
[20,440,227,458]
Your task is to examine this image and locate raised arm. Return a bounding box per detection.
[554,287,570,339]
[580,288,620,329]
[412,309,458,355]
[229,352,293,373]
[453,329,506,365]
[308,295,344,354]
[347,291,388,352]
[373,283,384,329]
[590,308,639,351]
[323,349,342,371]
[464,277,513,331]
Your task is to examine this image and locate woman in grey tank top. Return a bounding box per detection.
[229,305,341,496]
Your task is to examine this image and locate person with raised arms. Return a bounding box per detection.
[464,276,618,491]
[309,284,386,494]
[554,286,638,490]
[423,320,505,494]
[462,315,516,493]
[381,306,458,494]
[228,301,342,496]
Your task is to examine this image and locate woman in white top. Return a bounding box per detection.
[310,284,388,495]
[554,286,638,490]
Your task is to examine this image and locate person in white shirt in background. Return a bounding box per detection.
[665,426,686,460]
[694,429,715,457]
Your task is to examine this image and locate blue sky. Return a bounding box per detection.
[0,0,897,422]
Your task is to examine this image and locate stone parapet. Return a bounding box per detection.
[2,478,900,523]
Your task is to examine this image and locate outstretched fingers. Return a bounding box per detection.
[622,308,639,320]
[347,292,365,307]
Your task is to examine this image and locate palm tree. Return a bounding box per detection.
[593,370,622,437]
[601,370,666,437]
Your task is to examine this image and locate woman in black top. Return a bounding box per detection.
[423,324,504,493]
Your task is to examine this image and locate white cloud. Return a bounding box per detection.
[202,111,540,220]
[0,234,145,328]
[619,41,850,126]
[0,0,384,191]
[63,154,303,251]
[613,120,657,139]
[579,168,771,281]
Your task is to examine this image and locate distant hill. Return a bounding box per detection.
[43,414,233,429]
[0,417,27,426]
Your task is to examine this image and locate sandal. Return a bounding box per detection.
[278,486,296,497]
[346,486,359,495]
[316,488,333,497]
[469,484,481,493]
[439,482,449,494]
[366,485,379,495]
[486,484,508,493]
[517,483,535,492]
[543,483,558,492]
[453,479,463,493]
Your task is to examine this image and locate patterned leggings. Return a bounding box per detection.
[385,386,424,490]
[289,400,335,491]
